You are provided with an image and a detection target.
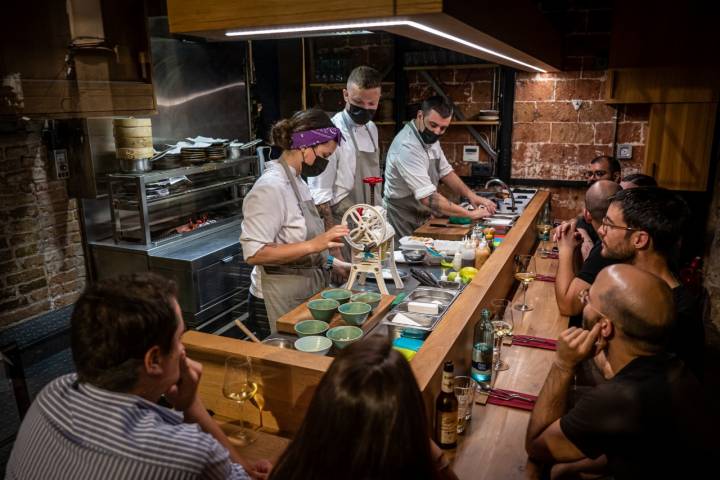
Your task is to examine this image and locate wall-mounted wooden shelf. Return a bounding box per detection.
[404,64,498,71]
[308,81,395,88]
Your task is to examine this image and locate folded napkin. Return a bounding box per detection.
[487,388,537,411]
[541,253,559,259]
[512,334,557,351]
[535,274,556,282]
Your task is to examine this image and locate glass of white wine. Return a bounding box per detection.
[514,254,537,311]
[491,299,514,371]
[222,356,258,446]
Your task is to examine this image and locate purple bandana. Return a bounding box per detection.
[290,127,344,149]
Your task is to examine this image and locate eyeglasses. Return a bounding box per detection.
[585,170,608,178]
[600,216,639,232]
[578,288,608,318]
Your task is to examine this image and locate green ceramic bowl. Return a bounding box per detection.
[337,302,372,326]
[294,335,332,355]
[350,292,382,311]
[294,319,329,338]
[307,299,339,321]
[320,288,352,304]
[326,326,364,349]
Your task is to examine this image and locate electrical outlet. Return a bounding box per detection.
[51,149,70,179]
[616,144,633,159]
[462,145,480,162]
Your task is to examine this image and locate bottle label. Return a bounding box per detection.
[441,371,454,393]
[439,412,457,445]
[472,343,492,383]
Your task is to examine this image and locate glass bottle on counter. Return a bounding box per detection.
[474,239,491,270]
[461,238,476,268]
[435,361,459,449]
[536,201,552,242]
[471,309,494,388]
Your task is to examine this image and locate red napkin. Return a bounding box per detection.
[512,334,558,351]
[487,388,537,411]
[535,274,556,282]
[542,253,559,259]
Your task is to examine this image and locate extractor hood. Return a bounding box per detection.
[166,0,561,72]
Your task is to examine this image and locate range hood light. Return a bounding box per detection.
[225,20,547,73]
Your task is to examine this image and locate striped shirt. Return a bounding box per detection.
[6,374,250,480]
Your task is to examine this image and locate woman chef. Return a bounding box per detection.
[241,109,350,333]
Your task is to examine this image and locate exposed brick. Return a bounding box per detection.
[515,80,554,101]
[0,297,28,312]
[28,287,49,303]
[19,255,44,269]
[6,268,44,286]
[577,145,613,164]
[513,123,551,143]
[0,300,51,326]
[470,82,493,103]
[555,79,602,100]
[0,238,7,249]
[536,102,578,122]
[594,123,614,145]
[514,102,537,123]
[580,70,606,80]
[617,122,643,144]
[49,269,80,286]
[550,123,594,144]
[578,102,615,122]
[14,244,38,258]
[18,277,47,295]
[52,292,81,309]
[462,69,494,82]
[440,128,474,143]
[4,145,29,159]
[442,83,471,103]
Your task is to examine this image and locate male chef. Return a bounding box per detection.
[383,95,495,238]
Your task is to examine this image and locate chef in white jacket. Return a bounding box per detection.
[383,96,496,238]
[307,66,382,260]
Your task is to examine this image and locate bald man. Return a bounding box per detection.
[554,180,622,323]
[526,265,712,480]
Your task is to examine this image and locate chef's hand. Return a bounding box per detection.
[312,225,349,253]
[555,324,601,371]
[469,206,492,221]
[468,193,497,215]
[165,352,202,411]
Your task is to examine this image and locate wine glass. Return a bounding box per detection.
[491,299,514,371]
[222,356,258,445]
[514,255,537,311]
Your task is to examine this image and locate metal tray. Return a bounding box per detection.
[405,286,457,305]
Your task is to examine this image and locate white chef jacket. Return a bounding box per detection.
[307,110,379,206]
[383,121,454,200]
[240,160,313,298]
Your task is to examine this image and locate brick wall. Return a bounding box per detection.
[0,122,87,329]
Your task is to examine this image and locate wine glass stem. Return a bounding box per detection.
[496,337,504,367]
[522,283,529,307]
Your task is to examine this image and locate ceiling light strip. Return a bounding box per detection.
[226,20,546,73]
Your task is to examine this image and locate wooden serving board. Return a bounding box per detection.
[414,218,473,240]
[276,290,396,335]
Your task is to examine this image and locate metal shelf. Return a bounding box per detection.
[404,64,499,71]
[112,176,254,208]
[107,156,257,184]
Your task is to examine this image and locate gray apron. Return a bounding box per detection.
[331,114,381,225]
[259,158,330,332]
[384,122,442,238]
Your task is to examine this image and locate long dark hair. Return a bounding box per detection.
[269,335,439,480]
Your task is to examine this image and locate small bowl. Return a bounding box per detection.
[321,288,353,304]
[261,337,295,349]
[294,319,329,337]
[350,292,382,311]
[337,302,372,326]
[294,335,332,355]
[307,299,339,321]
[326,326,364,349]
[402,249,426,263]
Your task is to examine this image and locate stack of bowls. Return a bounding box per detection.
[113,118,154,173]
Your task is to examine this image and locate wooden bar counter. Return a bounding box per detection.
[181,191,554,473]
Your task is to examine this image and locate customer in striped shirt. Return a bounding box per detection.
[6,273,271,479]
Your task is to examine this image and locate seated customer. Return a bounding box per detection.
[619,172,657,189]
[554,180,621,324]
[576,155,622,244]
[7,273,269,480]
[269,335,458,480]
[599,187,704,379]
[526,265,713,479]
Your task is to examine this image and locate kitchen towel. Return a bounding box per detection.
[487,388,537,411]
[512,334,557,351]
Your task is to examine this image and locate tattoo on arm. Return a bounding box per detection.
[317,202,335,231]
[428,193,444,217]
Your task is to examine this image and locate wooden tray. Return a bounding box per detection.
[414,218,473,240]
[276,290,396,335]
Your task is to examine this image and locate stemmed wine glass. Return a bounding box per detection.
[491,299,515,371]
[514,255,537,311]
[222,356,257,446]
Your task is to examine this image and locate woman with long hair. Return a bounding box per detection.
[269,335,458,480]
[241,109,350,334]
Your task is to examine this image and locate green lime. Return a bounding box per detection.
[440,260,454,269]
[447,272,458,282]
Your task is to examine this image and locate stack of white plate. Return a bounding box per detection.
[113,118,153,160]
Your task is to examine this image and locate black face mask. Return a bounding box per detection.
[301,148,330,177]
[346,103,376,126]
[419,120,442,145]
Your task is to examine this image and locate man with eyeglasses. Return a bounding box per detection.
[526,264,713,480]
[383,96,495,238]
[576,155,622,246]
[598,187,704,379]
[554,180,622,326]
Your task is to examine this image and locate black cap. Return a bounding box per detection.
[443,361,453,372]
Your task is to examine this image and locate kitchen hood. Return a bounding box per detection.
[166,0,561,72]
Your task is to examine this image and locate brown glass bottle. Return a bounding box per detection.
[435,361,459,449]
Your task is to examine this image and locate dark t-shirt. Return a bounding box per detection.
[569,240,619,327]
[576,216,599,244]
[560,354,712,479]
[670,285,705,380]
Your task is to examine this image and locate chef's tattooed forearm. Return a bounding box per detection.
[316,201,336,231]
[428,193,444,217]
